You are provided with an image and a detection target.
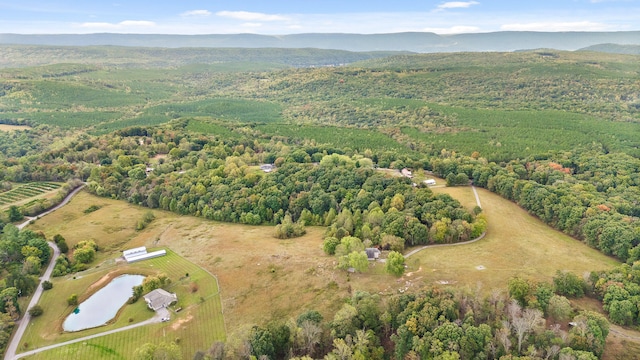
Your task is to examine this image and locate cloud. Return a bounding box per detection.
[423,25,481,34]
[181,10,211,17]
[437,1,480,9]
[241,23,263,28]
[79,20,155,29]
[501,21,611,31]
[216,11,288,22]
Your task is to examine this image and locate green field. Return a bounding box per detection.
[19,249,225,360]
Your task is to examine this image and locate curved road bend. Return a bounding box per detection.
[404,185,484,259]
[5,184,85,360]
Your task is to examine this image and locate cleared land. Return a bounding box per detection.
[24,187,627,357]
[0,124,31,132]
[417,185,620,290]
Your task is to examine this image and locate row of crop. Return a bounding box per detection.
[0,182,61,205]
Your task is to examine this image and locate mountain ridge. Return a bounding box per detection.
[1,31,640,52]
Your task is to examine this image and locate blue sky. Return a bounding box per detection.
[0,0,639,34]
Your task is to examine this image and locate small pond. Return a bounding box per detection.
[63,274,145,332]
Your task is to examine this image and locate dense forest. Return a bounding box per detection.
[1,47,640,359]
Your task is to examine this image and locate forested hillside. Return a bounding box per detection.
[1,47,640,359]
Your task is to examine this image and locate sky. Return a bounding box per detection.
[0,0,639,35]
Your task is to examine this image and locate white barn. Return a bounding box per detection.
[424,179,437,186]
[123,246,167,263]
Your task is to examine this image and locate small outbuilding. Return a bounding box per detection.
[424,179,437,186]
[365,248,381,261]
[260,164,275,173]
[143,289,178,311]
[401,168,413,178]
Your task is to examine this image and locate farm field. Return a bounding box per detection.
[18,247,224,360]
[0,182,61,210]
[25,187,626,355]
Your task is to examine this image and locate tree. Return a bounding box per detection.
[53,234,69,253]
[323,237,340,255]
[249,326,275,359]
[134,342,182,360]
[548,295,572,323]
[347,251,369,273]
[508,277,531,307]
[297,310,323,326]
[73,245,95,264]
[28,305,43,317]
[42,280,53,290]
[569,311,609,358]
[607,299,636,326]
[385,251,405,277]
[8,205,22,222]
[67,294,78,306]
[553,271,586,298]
[0,287,20,320]
[0,313,15,350]
[298,320,322,356]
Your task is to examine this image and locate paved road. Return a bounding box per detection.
[16,184,86,230]
[13,312,164,359]
[4,242,60,360]
[4,184,84,360]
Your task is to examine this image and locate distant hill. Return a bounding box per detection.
[0,46,406,69]
[1,31,640,52]
[579,43,640,55]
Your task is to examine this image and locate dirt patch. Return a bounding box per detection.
[0,124,31,132]
[171,313,193,331]
[404,267,422,277]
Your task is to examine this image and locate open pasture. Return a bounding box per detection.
[413,185,620,291]
[25,185,622,356]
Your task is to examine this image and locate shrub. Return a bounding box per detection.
[28,305,43,317]
[67,294,78,306]
[83,205,102,214]
[190,282,199,293]
[42,281,53,290]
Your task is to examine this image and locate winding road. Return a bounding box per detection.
[4,185,84,360]
[3,184,170,360]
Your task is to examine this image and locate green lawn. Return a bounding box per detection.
[19,249,225,359]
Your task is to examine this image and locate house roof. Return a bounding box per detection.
[365,248,381,260]
[143,288,177,310]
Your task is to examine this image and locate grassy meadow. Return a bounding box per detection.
[416,184,621,291]
[21,184,629,357]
